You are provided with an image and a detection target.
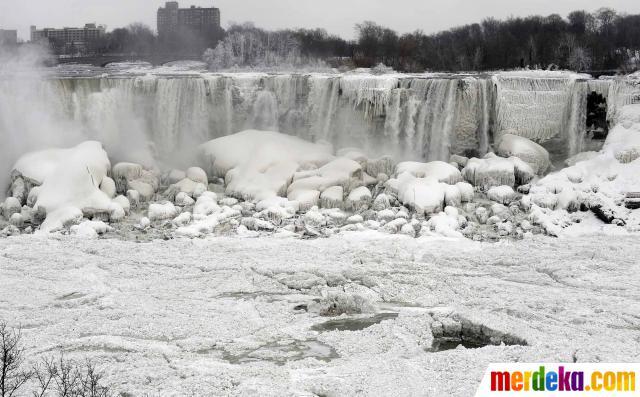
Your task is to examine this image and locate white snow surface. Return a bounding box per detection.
[12,141,113,232]
[0,233,638,396]
[198,130,334,201]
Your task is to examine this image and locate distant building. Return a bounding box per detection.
[0,29,18,46]
[157,2,221,46]
[30,24,106,55]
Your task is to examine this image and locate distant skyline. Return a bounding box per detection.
[2,0,640,42]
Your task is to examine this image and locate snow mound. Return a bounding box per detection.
[198,130,333,201]
[11,141,114,233]
[496,134,551,175]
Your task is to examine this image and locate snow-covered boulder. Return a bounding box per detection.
[172,212,192,227]
[487,185,518,204]
[496,134,551,175]
[288,157,364,207]
[2,197,21,219]
[391,173,446,215]
[99,177,116,199]
[456,182,474,202]
[444,185,462,207]
[603,121,640,164]
[9,213,24,228]
[462,156,534,191]
[112,162,159,201]
[175,192,195,206]
[366,156,395,178]
[11,141,113,233]
[372,193,391,211]
[148,202,178,221]
[449,154,469,168]
[198,130,333,201]
[126,190,140,208]
[112,162,144,192]
[289,189,320,212]
[381,218,407,234]
[193,194,220,217]
[396,161,463,184]
[9,177,27,204]
[320,186,344,209]
[70,220,112,238]
[186,167,208,185]
[166,169,186,185]
[345,186,372,211]
[128,180,155,201]
[113,195,130,215]
[423,207,463,238]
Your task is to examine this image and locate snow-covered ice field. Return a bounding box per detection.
[1,231,638,396]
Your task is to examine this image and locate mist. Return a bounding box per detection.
[0,44,157,198]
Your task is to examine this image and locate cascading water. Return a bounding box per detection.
[2,67,639,198]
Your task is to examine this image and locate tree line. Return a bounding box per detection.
[352,8,640,72]
[80,7,640,72]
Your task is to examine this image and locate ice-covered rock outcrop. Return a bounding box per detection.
[11,141,119,233]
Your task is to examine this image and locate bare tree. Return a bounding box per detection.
[1,322,33,397]
[1,321,111,397]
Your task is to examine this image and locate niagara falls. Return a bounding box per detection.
[1,1,640,396]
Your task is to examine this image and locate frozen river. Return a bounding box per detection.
[1,232,638,396]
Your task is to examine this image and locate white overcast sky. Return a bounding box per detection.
[2,0,640,41]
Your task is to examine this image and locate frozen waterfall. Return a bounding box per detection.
[1,70,639,193]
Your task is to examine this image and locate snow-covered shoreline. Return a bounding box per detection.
[0,232,638,396]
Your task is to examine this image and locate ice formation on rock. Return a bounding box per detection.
[11,141,115,232]
[496,134,551,175]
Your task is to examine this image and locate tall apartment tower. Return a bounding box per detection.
[157,2,221,40]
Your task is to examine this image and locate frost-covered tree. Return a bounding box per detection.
[203,23,306,70]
